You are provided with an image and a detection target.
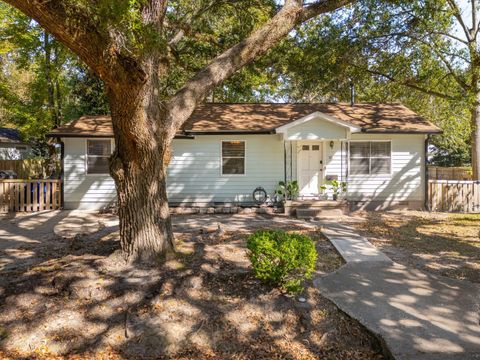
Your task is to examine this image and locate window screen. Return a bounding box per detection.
[222,141,245,175]
[87,139,111,174]
[350,141,391,175]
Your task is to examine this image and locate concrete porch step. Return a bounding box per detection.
[291,200,347,209]
[295,207,345,219]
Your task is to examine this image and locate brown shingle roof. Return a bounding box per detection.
[48,103,441,137]
[49,115,113,137]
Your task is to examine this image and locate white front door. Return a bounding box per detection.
[298,142,323,196]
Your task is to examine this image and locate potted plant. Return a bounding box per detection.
[320,180,347,201]
[275,180,299,214]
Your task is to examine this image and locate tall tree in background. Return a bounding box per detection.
[340,0,480,178]
[0,3,70,142]
[271,12,471,167]
[2,0,353,261]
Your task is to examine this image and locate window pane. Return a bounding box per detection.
[371,158,391,174]
[350,142,369,157]
[350,158,369,175]
[302,145,309,150]
[88,140,111,156]
[222,157,245,174]
[371,142,390,158]
[87,157,110,174]
[312,145,320,150]
[222,141,245,157]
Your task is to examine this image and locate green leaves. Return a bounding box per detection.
[275,180,299,201]
[247,230,317,293]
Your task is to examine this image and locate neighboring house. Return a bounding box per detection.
[0,128,32,160]
[48,103,441,210]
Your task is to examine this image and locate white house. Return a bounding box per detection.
[0,128,32,160]
[48,103,441,210]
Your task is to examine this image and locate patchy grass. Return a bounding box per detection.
[0,214,381,359]
[352,211,480,283]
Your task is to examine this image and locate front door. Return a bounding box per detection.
[298,142,323,196]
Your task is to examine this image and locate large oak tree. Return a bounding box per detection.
[3,0,353,261]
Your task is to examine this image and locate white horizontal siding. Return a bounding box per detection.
[286,134,424,204]
[63,135,285,209]
[62,138,116,210]
[324,140,348,181]
[286,118,348,140]
[62,132,425,210]
[347,134,425,203]
[167,135,284,204]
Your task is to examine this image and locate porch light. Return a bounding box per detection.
[329,141,334,149]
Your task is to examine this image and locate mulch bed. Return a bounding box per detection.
[0,215,384,359]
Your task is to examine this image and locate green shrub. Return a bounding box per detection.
[246,230,317,293]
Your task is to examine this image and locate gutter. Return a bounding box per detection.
[46,133,196,139]
[183,129,276,135]
[360,129,443,135]
[424,134,430,210]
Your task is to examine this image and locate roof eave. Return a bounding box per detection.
[183,129,276,135]
[361,129,443,134]
[47,133,196,139]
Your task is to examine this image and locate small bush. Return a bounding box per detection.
[247,230,317,293]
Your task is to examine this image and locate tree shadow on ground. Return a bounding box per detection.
[0,212,383,359]
[347,211,480,283]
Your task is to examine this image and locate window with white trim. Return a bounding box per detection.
[349,141,391,175]
[221,141,245,175]
[86,139,111,174]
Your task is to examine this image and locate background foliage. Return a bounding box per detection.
[0,0,472,166]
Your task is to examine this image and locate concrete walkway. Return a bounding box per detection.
[321,222,391,263]
[316,221,480,360]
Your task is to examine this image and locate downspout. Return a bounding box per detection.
[290,142,293,180]
[424,134,430,210]
[346,140,350,206]
[283,140,287,184]
[341,141,343,182]
[59,138,65,209]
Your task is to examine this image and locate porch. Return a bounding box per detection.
[276,111,359,201]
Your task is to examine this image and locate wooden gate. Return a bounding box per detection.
[0,179,62,212]
[428,180,480,213]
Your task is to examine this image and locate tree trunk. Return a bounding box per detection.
[107,81,175,262]
[471,96,480,180]
[44,32,57,124]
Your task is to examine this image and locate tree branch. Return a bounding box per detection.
[471,0,478,38]
[446,0,473,41]
[430,30,469,45]
[363,67,458,100]
[168,0,221,48]
[367,30,470,91]
[166,0,352,138]
[4,0,146,85]
[142,0,168,33]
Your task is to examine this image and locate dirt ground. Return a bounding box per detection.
[347,210,480,284]
[0,212,383,359]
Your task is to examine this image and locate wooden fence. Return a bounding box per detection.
[0,179,62,212]
[428,180,480,213]
[428,166,472,181]
[0,159,59,179]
